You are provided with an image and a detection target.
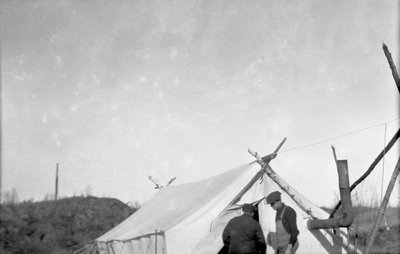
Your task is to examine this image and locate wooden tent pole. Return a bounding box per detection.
[329,128,400,218]
[227,138,286,206]
[249,141,317,218]
[365,155,400,254]
[382,43,400,93]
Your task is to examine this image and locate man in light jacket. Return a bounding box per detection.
[266,191,299,254]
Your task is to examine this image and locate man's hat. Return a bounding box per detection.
[266,191,281,204]
[242,203,256,212]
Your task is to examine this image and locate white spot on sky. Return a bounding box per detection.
[156,90,164,99]
[50,34,57,43]
[52,132,61,146]
[138,76,147,83]
[70,105,78,112]
[161,161,170,173]
[170,47,178,59]
[15,75,25,81]
[110,104,119,111]
[133,140,141,150]
[55,55,62,65]
[93,74,100,84]
[18,54,27,64]
[124,83,132,91]
[184,157,193,167]
[327,81,341,92]
[42,115,47,123]
[52,110,60,118]
[173,77,180,87]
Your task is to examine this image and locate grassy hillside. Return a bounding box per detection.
[324,206,400,254]
[352,206,400,254]
[0,196,136,254]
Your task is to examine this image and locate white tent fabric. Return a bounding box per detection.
[96,162,359,254]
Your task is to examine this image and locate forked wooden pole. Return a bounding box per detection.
[227,138,286,206]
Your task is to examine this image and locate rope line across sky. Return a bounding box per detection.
[279,117,400,154]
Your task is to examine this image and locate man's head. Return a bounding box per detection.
[242,203,256,215]
[266,191,281,210]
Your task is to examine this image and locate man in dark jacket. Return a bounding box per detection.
[266,191,299,254]
[222,203,266,254]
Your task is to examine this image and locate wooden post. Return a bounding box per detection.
[308,160,354,229]
[382,43,400,93]
[365,155,400,254]
[55,163,59,200]
[330,128,400,218]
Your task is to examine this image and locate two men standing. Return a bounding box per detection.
[222,191,299,254]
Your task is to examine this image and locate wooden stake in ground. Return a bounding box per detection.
[365,155,400,254]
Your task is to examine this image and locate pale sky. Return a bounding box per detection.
[1,0,399,207]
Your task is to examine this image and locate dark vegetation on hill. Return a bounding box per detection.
[0,196,136,254]
[1,197,399,254]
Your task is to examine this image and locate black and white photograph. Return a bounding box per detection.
[1,1,399,253]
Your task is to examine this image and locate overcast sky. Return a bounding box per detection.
[1,0,399,207]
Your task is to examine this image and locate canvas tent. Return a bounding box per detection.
[95,161,360,254]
